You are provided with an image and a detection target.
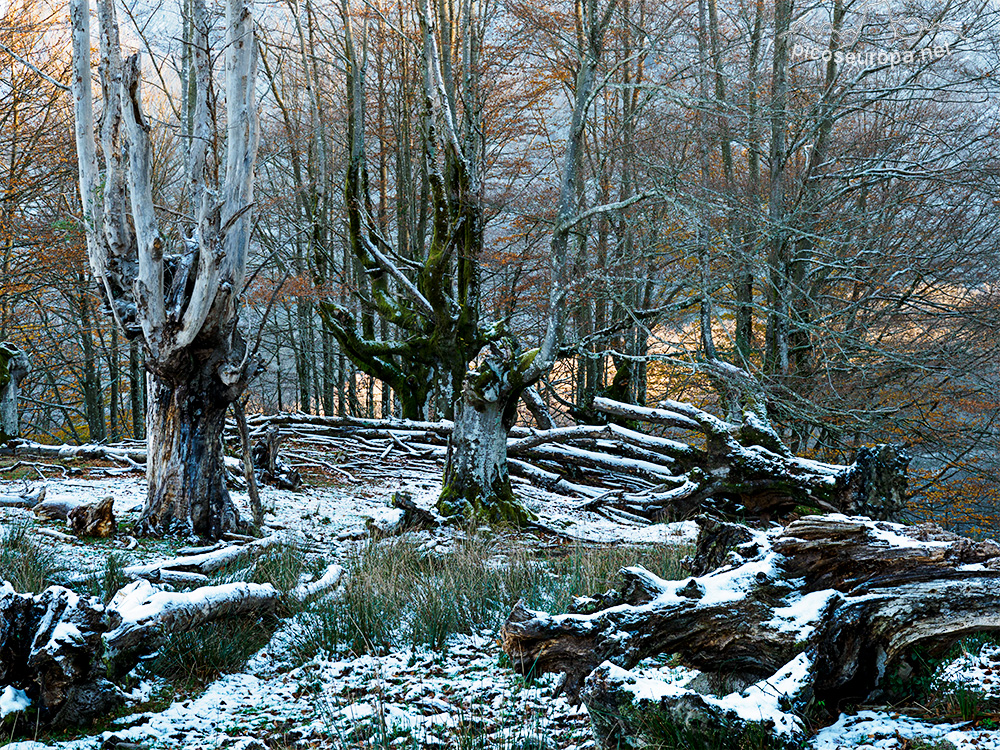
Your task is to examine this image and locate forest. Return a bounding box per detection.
[1,0,1000,747]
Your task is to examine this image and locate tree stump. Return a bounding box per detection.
[501,514,1000,749]
[67,496,117,538]
[0,584,123,728]
[252,426,302,490]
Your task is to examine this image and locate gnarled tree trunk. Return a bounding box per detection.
[439,345,534,524]
[141,370,240,537]
[502,514,1000,749]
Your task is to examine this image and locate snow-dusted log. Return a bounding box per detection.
[590,396,910,522]
[238,393,907,523]
[0,558,342,728]
[0,484,44,509]
[102,579,281,678]
[115,534,283,579]
[6,440,146,467]
[502,515,1000,749]
[0,584,123,728]
[0,343,28,444]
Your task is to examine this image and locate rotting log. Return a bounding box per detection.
[0,563,342,729]
[0,484,45,509]
[501,514,1000,749]
[236,378,907,523]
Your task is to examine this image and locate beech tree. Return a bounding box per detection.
[69,0,259,538]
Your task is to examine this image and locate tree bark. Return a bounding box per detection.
[440,393,529,525]
[502,514,1000,749]
[0,342,27,443]
[141,371,240,538]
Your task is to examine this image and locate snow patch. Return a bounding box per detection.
[1,685,30,718]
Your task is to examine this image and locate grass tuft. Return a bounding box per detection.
[145,615,277,688]
[289,532,691,662]
[0,519,63,593]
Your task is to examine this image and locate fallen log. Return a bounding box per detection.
[501,514,1000,749]
[0,562,343,728]
[235,363,908,522]
[61,534,284,587]
[0,484,44,509]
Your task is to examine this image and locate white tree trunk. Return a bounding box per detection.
[0,343,27,442]
[441,393,532,524]
[70,0,259,539]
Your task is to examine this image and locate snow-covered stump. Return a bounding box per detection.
[0,343,28,444]
[501,515,1000,749]
[0,584,123,728]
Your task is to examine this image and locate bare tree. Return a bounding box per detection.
[69,0,260,538]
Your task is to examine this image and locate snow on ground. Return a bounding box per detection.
[2,455,1000,750]
[814,710,1000,750]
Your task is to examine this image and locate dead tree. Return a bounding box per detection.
[0,343,28,443]
[69,0,259,539]
[502,515,1000,749]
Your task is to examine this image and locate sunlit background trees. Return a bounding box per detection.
[2,0,999,532]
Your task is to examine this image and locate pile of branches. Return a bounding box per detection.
[243,390,909,523]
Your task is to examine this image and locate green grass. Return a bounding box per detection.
[83,552,128,603]
[0,519,64,593]
[143,543,316,688]
[145,615,277,688]
[289,532,692,662]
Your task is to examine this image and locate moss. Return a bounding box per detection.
[437,476,536,527]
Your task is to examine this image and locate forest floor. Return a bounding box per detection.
[2,444,1000,750]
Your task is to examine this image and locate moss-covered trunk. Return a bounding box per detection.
[436,344,537,525]
[139,369,240,539]
[0,343,27,443]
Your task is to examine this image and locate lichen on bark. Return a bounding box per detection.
[437,340,537,526]
[0,343,28,443]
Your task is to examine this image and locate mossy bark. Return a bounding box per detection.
[436,343,537,526]
[438,397,534,525]
[0,343,27,444]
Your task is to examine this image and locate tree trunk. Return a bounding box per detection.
[440,394,532,525]
[0,342,27,443]
[140,370,240,539]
